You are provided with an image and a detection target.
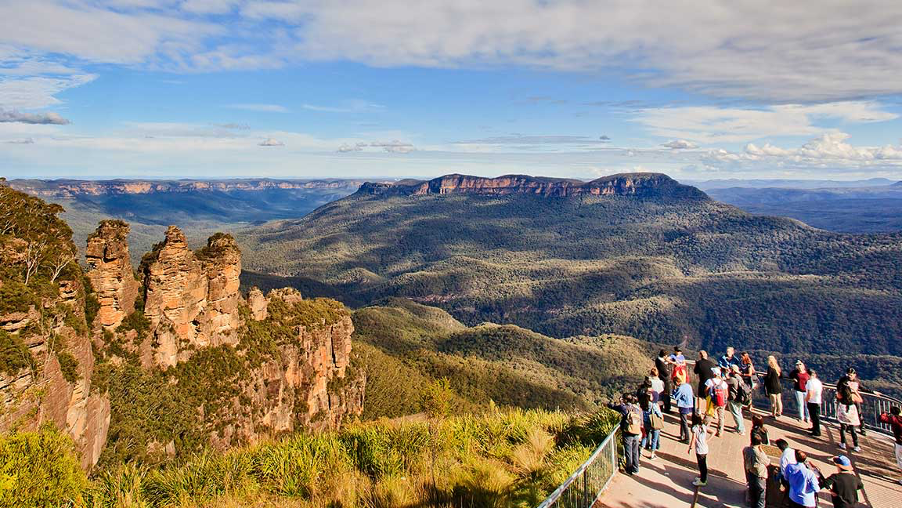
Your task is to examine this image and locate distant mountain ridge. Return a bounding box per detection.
[239,171,902,357]
[358,172,709,200]
[10,178,366,198]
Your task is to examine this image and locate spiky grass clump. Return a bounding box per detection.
[43,407,618,508]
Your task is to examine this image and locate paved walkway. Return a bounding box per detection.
[598,409,901,508]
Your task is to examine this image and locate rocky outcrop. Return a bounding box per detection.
[142,227,242,367]
[358,173,710,200]
[85,220,139,330]
[212,289,364,447]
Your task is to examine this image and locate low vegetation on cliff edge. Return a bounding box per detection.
[3,405,618,508]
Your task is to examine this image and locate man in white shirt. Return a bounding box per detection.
[806,369,824,437]
[776,439,796,479]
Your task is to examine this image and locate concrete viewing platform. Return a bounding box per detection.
[598,409,901,508]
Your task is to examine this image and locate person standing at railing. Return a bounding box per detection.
[765,355,784,419]
[668,346,688,388]
[608,393,643,475]
[719,346,741,372]
[836,368,882,436]
[674,374,695,443]
[877,406,902,486]
[837,398,861,453]
[694,350,718,412]
[655,351,673,413]
[739,352,757,412]
[743,433,770,508]
[725,365,747,435]
[805,370,824,437]
[788,361,810,424]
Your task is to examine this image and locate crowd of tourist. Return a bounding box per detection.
[606,346,902,507]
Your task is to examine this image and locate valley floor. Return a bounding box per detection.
[599,411,901,508]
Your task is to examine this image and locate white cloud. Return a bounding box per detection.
[336,140,416,154]
[0,108,70,125]
[180,0,241,15]
[258,137,284,146]
[0,73,97,109]
[704,133,902,171]
[634,101,898,143]
[225,103,289,113]
[661,139,698,150]
[0,1,218,65]
[240,0,902,102]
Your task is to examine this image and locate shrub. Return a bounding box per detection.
[0,330,33,376]
[0,424,87,508]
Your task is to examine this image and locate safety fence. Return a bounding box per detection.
[535,425,619,508]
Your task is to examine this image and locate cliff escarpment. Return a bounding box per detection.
[0,185,110,469]
[357,173,710,200]
[10,178,366,198]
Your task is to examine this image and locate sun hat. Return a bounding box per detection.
[833,455,853,470]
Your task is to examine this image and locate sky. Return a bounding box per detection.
[3,1,902,181]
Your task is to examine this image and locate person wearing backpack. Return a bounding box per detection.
[705,369,729,436]
[725,365,747,435]
[608,393,643,474]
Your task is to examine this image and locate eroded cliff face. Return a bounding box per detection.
[141,227,242,367]
[358,172,710,200]
[212,288,365,448]
[85,220,139,330]
[0,280,110,470]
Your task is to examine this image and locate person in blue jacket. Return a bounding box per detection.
[673,373,695,443]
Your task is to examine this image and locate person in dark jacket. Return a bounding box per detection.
[693,350,718,412]
[764,355,783,418]
[655,350,672,413]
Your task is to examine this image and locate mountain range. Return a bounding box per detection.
[238,173,902,358]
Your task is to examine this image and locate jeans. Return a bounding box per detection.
[679,410,692,442]
[794,390,809,421]
[807,402,821,436]
[728,401,745,433]
[840,423,859,447]
[745,471,766,508]
[696,453,708,483]
[642,429,661,451]
[623,433,641,473]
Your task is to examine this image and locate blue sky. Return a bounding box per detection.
[3,1,902,181]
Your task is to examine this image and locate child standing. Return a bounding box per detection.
[688,413,713,487]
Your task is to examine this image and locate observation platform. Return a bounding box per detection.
[598,409,901,508]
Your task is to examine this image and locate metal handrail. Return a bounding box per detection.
[536,425,619,508]
[681,359,901,436]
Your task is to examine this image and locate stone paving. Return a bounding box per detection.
[598,409,901,508]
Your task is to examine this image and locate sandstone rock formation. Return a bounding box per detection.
[358,172,709,200]
[85,220,139,330]
[141,227,242,367]
[212,288,364,447]
[0,279,110,469]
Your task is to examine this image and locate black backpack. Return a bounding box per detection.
[735,378,752,404]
